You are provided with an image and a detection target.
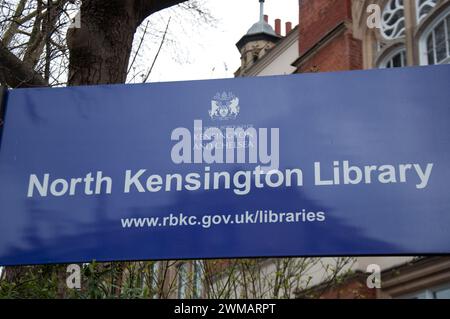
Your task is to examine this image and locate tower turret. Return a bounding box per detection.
[235,0,281,76]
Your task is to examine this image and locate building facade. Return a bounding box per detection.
[142,0,450,299]
[229,0,450,299]
[354,0,450,69]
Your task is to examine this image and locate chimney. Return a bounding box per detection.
[264,14,269,23]
[285,22,292,34]
[275,18,281,36]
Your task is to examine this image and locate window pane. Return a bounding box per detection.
[422,7,432,17]
[381,0,405,39]
[427,34,435,64]
[435,22,447,62]
[447,15,450,56]
[381,49,406,68]
[417,0,438,22]
[392,53,402,67]
[434,287,450,299]
[396,19,406,37]
[447,15,450,36]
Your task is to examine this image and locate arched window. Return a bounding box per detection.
[378,48,407,68]
[420,9,450,65]
[416,0,438,23]
[381,0,406,40]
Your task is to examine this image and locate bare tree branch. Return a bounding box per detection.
[142,16,170,83]
[0,41,47,87]
[1,0,28,46]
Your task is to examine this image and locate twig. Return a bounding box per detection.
[142,16,171,83]
[127,20,150,75]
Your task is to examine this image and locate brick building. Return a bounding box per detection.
[294,0,363,72]
[142,0,450,299]
[229,0,450,299]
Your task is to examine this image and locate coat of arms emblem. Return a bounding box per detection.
[209,92,240,120]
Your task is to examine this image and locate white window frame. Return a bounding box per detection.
[416,0,438,23]
[399,283,450,299]
[378,47,407,68]
[419,8,450,65]
[381,0,406,40]
[432,284,450,299]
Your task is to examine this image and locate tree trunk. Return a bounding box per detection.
[67,0,188,86]
[0,42,47,88]
[67,1,137,85]
[1,0,188,297]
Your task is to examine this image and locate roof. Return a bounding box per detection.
[236,25,298,76]
[236,18,280,50]
[246,20,277,37]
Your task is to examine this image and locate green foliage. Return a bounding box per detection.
[0,265,60,299]
[1,258,357,299]
[0,262,126,299]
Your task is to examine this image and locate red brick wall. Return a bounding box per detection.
[296,0,362,73]
[298,29,362,73]
[299,0,352,55]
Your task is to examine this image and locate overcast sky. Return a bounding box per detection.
[146,0,299,83]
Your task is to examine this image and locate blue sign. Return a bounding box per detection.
[1,65,450,266]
